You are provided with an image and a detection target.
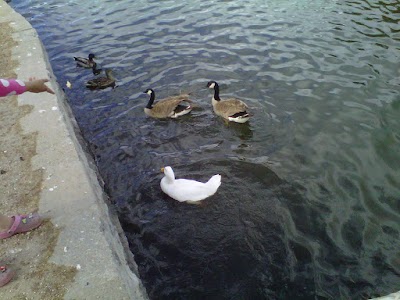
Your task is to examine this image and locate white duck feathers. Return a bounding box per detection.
[160,166,221,203]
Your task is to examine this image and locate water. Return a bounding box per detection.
[11,0,400,299]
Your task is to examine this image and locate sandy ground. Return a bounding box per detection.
[0,21,76,299]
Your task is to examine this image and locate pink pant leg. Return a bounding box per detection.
[0,79,27,97]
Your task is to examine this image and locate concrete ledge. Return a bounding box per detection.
[0,1,147,299]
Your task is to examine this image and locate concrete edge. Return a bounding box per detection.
[1,1,148,299]
[47,46,148,299]
[52,53,148,298]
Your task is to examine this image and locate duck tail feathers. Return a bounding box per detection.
[206,174,222,191]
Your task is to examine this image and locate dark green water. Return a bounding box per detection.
[12,0,400,299]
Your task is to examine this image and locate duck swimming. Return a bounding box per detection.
[160,166,221,204]
[74,53,97,69]
[86,69,116,90]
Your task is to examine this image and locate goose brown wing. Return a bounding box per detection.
[215,98,248,118]
[151,98,191,117]
[163,94,192,102]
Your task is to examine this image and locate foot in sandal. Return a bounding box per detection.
[0,213,42,240]
[0,266,15,287]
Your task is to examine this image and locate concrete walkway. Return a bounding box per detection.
[0,1,147,299]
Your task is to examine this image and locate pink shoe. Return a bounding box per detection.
[0,266,15,287]
[0,213,42,240]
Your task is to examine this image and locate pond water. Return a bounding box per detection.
[11,0,400,299]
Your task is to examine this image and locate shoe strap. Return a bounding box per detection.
[7,215,22,235]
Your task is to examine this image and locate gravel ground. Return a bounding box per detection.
[0,21,76,300]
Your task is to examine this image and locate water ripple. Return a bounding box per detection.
[11,0,400,298]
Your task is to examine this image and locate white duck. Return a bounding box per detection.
[160,166,221,204]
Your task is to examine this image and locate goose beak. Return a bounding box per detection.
[161,167,165,173]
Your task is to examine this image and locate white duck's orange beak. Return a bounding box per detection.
[161,167,165,173]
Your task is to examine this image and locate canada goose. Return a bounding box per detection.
[74,53,97,68]
[86,69,116,89]
[143,89,193,119]
[207,81,250,123]
[160,166,221,203]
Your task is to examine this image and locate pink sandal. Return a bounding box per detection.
[0,213,42,240]
[0,266,15,287]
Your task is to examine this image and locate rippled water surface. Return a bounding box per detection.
[11,0,400,299]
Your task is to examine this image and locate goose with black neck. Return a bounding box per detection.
[207,81,250,123]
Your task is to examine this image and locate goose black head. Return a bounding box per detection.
[143,89,154,95]
[207,81,218,89]
[88,53,96,60]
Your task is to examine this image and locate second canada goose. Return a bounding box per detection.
[86,69,116,89]
[143,89,193,119]
[207,81,250,123]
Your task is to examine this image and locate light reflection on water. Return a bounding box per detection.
[11,0,400,298]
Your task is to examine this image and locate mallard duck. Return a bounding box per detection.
[160,166,221,203]
[207,81,250,123]
[74,53,97,68]
[86,69,116,89]
[143,89,193,118]
[91,65,103,76]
